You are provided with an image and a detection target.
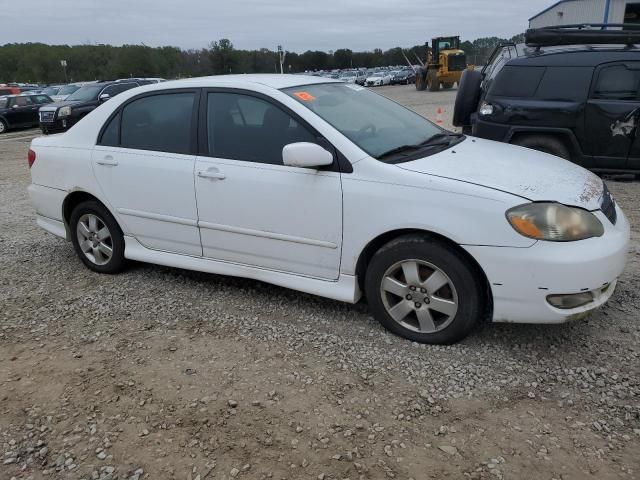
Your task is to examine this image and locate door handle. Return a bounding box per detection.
[96,155,119,167]
[198,167,226,180]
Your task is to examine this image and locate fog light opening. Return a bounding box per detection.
[547,292,594,310]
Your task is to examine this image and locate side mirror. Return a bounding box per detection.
[99,93,111,102]
[282,142,333,168]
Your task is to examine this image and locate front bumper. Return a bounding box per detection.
[464,206,630,324]
[39,116,77,133]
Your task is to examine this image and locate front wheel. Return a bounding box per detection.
[365,235,483,344]
[70,200,126,274]
[0,119,7,134]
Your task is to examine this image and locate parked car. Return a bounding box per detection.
[365,71,392,87]
[391,69,416,85]
[453,25,640,173]
[26,75,629,344]
[39,80,140,134]
[50,83,90,102]
[0,93,53,133]
[0,85,22,97]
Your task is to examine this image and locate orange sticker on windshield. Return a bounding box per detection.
[293,91,316,101]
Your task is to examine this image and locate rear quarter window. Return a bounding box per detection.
[488,66,546,98]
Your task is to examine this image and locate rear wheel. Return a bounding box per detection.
[511,135,571,160]
[0,119,7,134]
[70,200,126,274]
[365,235,483,344]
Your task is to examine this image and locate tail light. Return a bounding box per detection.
[28,149,36,168]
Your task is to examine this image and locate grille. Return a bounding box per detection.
[39,111,55,123]
[448,54,467,72]
[600,183,617,225]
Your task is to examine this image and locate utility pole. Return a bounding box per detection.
[277,45,286,74]
[60,60,68,82]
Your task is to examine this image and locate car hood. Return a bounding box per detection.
[39,100,85,110]
[397,137,604,211]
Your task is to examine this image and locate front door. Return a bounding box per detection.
[92,90,202,256]
[194,90,343,280]
[584,62,640,170]
[8,96,37,126]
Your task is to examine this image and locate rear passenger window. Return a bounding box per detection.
[100,112,121,147]
[536,67,593,101]
[206,92,317,165]
[120,93,195,154]
[488,66,546,98]
[592,64,640,100]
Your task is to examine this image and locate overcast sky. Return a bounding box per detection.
[1,0,554,52]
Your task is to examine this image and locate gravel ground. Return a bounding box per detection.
[1,86,639,480]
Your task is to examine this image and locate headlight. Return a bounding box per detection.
[58,106,72,118]
[506,202,604,241]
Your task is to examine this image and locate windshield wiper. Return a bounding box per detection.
[377,132,463,160]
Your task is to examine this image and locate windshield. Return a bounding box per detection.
[283,83,443,159]
[42,86,60,96]
[65,85,102,102]
[57,84,81,96]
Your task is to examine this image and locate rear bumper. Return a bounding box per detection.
[464,206,630,324]
[471,116,510,142]
[28,184,68,239]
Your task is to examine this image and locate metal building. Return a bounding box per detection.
[529,0,640,28]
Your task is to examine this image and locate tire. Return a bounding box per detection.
[0,119,7,134]
[511,135,571,160]
[364,234,483,344]
[452,69,482,127]
[415,69,427,91]
[427,69,439,92]
[69,200,126,274]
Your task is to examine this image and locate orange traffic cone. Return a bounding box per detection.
[436,107,444,125]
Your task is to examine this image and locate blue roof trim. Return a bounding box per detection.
[529,0,571,22]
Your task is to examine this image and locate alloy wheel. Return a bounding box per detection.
[380,259,458,333]
[76,213,113,266]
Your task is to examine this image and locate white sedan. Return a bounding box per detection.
[365,72,392,87]
[27,75,629,344]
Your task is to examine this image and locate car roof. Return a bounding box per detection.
[145,74,341,91]
[510,45,640,67]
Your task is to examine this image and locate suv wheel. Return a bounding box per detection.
[511,135,571,160]
[0,119,7,134]
[70,200,126,274]
[452,69,482,127]
[364,235,483,344]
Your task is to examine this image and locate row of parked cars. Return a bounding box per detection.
[310,67,418,87]
[0,78,165,134]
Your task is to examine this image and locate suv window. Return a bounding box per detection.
[9,96,33,107]
[207,92,316,165]
[102,82,139,98]
[535,67,593,101]
[32,95,52,104]
[592,64,640,100]
[489,66,546,98]
[120,93,195,154]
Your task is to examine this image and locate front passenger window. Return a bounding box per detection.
[207,92,317,165]
[120,93,195,154]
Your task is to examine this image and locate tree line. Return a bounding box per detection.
[0,34,525,84]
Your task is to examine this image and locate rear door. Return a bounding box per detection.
[584,62,640,170]
[7,96,37,126]
[92,89,202,256]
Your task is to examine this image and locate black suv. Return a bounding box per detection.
[453,25,640,173]
[0,93,53,134]
[39,80,140,134]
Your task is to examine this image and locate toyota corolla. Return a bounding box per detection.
[27,75,629,344]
